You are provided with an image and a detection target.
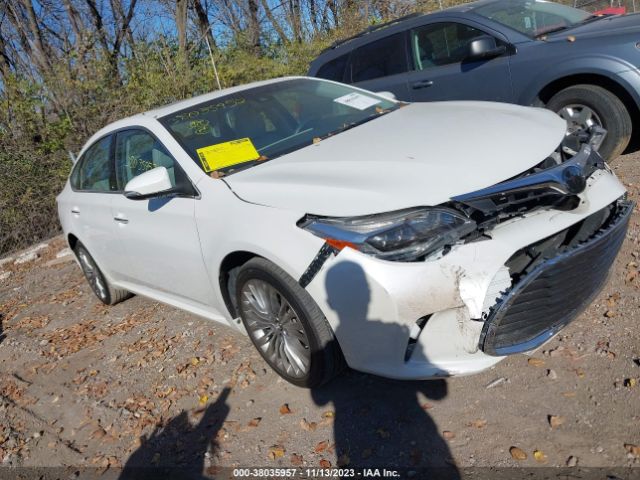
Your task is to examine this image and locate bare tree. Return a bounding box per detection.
[176,0,188,62]
[192,0,217,49]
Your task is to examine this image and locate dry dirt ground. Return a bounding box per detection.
[1,153,639,479]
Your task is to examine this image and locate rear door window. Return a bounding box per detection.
[349,33,408,82]
[316,54,349,82]
[72,135,116,192]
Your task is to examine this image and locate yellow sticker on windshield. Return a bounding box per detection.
[196,138,260,172]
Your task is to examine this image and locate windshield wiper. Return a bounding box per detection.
[535,14,609,38]
[535,25,570,38]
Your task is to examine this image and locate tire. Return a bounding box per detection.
[74,242,131,305]
[235,257,344,387]
[546,84,632,162]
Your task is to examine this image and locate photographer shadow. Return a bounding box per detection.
[118,387,231,480]
[311,261,459,478]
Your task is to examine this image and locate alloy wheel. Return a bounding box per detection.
[239,279,311,378]
[77,249,108,302]
[557,104,603,137]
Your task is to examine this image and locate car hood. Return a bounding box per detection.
[223,102,566,217]
[553,13,640,38]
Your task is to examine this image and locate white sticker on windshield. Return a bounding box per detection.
[524,16,532,29]
[334,92,381,111]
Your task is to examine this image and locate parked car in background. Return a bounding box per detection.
[308,0,640,161]
[58,77,631,387]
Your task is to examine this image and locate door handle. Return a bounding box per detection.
[412,80,434,89]
[71,207,80,214]
[113,215,129,224]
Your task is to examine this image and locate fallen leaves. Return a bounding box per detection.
[527,358,545,367]
[509,446,527,460]
[548,415,565,429]
[625,262,638,284]
[468,419,487,429]
[442,430,455,440]
[248,417,262,428]
[300,418,317,432]
[533,449,547,463]
[290,453,304,466]
[279,403,292,415]
[314,440,329,453]
[268,445,285,460]
[319,459,331,468]
[43,305,158,359]
[12,315,49,333]
[624,444,640,457]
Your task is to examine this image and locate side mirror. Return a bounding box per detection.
[124,167,175,200]
[467,36,507,61]
[375,91,397,101]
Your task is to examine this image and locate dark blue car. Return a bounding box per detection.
[308,0,640,160]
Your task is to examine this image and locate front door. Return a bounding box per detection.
[109,128,215,307]
[406,21,513,103]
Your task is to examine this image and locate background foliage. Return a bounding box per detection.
[0,0,621,255]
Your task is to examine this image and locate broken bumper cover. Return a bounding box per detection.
[480,199,633,356]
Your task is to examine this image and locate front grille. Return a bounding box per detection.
[479,200,633,356]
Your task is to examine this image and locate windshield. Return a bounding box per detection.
[159,78,398,175]
[474,0,592,37]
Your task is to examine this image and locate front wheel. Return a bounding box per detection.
[235,257,344,387]
[546,84,632,162]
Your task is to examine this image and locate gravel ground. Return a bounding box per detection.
[0,152,639,479]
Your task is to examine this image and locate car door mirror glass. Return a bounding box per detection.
[124,167,174,200]
[467,36,506,60]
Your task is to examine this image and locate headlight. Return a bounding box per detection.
[299,207,477,262]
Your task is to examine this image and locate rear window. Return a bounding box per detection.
[350,33,408,83]
[316,54,349,82]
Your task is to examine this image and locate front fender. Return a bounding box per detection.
[517,55,640,106]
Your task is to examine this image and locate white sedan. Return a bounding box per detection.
[57,77,631,387]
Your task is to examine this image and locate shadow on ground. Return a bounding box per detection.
[311,260,459,476]
[117,260,459,478]
[118,387,230,480]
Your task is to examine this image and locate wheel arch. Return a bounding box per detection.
[218,250,262,318]
[535,73,640,132]
[67,233,79,251]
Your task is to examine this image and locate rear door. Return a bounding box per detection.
[67,135,125,276]
[406,21,513,102]
[348,32,412,100]
[109,128,215,307]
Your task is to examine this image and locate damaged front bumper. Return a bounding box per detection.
[480,198,633,356]
[303,149,630,380]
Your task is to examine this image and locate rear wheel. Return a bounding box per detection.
[546,84,632,162]
[75,243,131,305]
[235,257,344,387]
